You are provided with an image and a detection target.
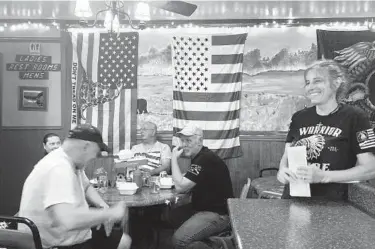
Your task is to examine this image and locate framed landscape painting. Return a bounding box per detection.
[18,86,48,111]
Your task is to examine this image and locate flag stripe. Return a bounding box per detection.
[124,89,132,149]
[108,99,114,153]
[173,127,240,140]
[101,102,109,149]
[212,34,247,45]
[119,89,126,150]
[130,88,137,149]
[173,91,241,102]
[174,100,240,112]
[173,109,239,121]
[211,44,245,55]
[211,72,242,83]
[204,137,241,149]
[86,33,94,79]
[212,146,242,159]
[175,82,242,93]
[174,119,240,131]
[211,63,243,74]
[70,33,79,128]
[212,54,244,64]
[113,93,121,152]
[81,34,89,77]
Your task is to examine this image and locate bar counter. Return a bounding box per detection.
[228,198,375,249]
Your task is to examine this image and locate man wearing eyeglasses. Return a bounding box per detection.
[131,121,172,175]
[170,123,234,249]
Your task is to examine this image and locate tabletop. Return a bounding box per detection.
[99,187,190,207]
[228,198,375,249]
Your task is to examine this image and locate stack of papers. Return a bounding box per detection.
[287,146,311,197]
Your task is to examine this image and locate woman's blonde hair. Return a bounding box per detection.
[304,60,350,102]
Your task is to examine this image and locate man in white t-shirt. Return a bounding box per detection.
[131,121,171,175]
[19,124,131,249]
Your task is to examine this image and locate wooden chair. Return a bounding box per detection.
[207,178,252,249]
[0,216,43,249]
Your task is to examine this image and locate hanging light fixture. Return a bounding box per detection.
[74,0,149,32]
[74,0,92,18]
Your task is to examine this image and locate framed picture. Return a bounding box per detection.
[18,86,48,111]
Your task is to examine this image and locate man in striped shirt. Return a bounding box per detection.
[131,121,171,175]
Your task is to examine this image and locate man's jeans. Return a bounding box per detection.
[168,204,230,249]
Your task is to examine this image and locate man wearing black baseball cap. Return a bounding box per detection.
[68,124,109,153]
[19,124,131,249]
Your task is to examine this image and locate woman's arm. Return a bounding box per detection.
[309,152,375,183]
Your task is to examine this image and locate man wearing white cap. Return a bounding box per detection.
[170,123,234,249]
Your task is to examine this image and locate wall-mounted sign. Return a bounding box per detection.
[6,63,61,71]
[15,55,52,63]
[6,54,61,79]
[19,72,49,80]
[29,43,41,54]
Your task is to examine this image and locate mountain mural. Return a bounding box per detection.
[138,43,317,76]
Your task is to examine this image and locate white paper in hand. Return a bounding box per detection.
[287,146,311,197]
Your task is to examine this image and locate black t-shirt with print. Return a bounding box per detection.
[184,146,234,214]
[283,104,375,200]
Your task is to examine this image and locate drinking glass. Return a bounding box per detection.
[149,176,160,194]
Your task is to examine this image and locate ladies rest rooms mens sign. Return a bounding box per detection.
[5,43,61,79]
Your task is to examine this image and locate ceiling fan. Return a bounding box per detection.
[147,1,197,17]
[74,0,197,30]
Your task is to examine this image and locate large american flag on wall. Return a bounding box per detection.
[172,33,247,159]
[70,32,138,153]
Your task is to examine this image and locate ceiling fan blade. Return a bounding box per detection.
[148,1,197,17]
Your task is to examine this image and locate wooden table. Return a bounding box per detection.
[228,198,375,249]
[99,187,189,207]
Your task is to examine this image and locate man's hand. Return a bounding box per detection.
[296,166,329,183]
[103,220,114,237]
[96,203,110,231]
[172,146,184,159]
[109,201,127,222]
[98,201,126,236]
[277,167,298,184]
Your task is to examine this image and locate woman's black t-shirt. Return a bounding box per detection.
[283,104,375,200]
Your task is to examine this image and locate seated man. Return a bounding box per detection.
[170,123,234,249]
[19,124,131,249]
[131,121,171,175]
[43,133,61,155]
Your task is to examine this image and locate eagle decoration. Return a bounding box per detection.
[333,41,375,126]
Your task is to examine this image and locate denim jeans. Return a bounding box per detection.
[169,204,230,249]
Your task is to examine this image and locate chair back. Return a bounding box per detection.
[0,216,43,249]
[240,178,251,199]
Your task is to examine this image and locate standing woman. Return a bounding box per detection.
[277,60,375,200]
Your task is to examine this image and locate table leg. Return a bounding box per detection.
[122,206,129,234]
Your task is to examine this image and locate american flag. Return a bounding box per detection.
[172,33,247,159]
[70,32,138,153]
[357,128,375,150]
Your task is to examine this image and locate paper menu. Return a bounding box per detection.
[287,146,311,197]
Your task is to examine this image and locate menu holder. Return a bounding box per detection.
[287,146,311,197]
